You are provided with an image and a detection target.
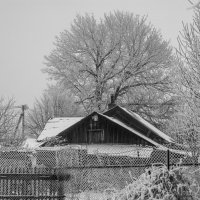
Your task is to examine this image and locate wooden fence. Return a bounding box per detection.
[0,167,69,199]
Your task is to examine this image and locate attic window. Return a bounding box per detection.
[92,114,98,122]
[90,115,100,129]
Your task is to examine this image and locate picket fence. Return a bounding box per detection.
[0,167,68,200]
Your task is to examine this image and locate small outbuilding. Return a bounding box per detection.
[38,105,174,148]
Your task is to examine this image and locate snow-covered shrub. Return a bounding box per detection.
[111,165,196,200]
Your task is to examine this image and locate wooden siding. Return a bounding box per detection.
[60,114,153,146]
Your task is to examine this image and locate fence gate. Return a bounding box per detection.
[0,167,68,200]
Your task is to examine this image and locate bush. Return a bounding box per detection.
[112,165,196,200]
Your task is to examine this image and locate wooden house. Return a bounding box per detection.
[34,105,178,168]
[37,105,174,147]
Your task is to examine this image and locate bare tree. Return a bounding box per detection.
[177,7,200,119]
[169,5,200,159]
[0,97,20,144]
[177,9,200,95]
[165,99,200,163]
[188,0,200,9]
[44,11,176,128]
[26,85,83,136]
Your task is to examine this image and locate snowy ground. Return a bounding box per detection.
[80,144,153,158]
[65,191,116,200]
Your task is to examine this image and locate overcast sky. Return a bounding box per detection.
[0,0,195,108]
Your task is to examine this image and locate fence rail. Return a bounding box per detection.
[0,145,199,199]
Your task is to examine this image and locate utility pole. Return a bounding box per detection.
[22,105,25,138]
[13,104,28,139]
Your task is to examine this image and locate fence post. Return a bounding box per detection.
[167,149,170,170]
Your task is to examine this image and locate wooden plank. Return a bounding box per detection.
[0,166,66,199]
[0,195,65,199]
[0,173,59,180]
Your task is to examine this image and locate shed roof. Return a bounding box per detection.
[104,106,174,143]
[98,113,165,148]
[122,107,174,143]
[37,117,83,141]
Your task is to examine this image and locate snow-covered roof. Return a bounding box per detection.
[120,107,174,143]
[37,117,83,141]
[37,106,173,146]
[98,113,165,148]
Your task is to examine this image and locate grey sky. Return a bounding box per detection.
[0,0,194,108]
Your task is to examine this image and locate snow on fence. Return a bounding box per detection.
[0,145,198,199]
